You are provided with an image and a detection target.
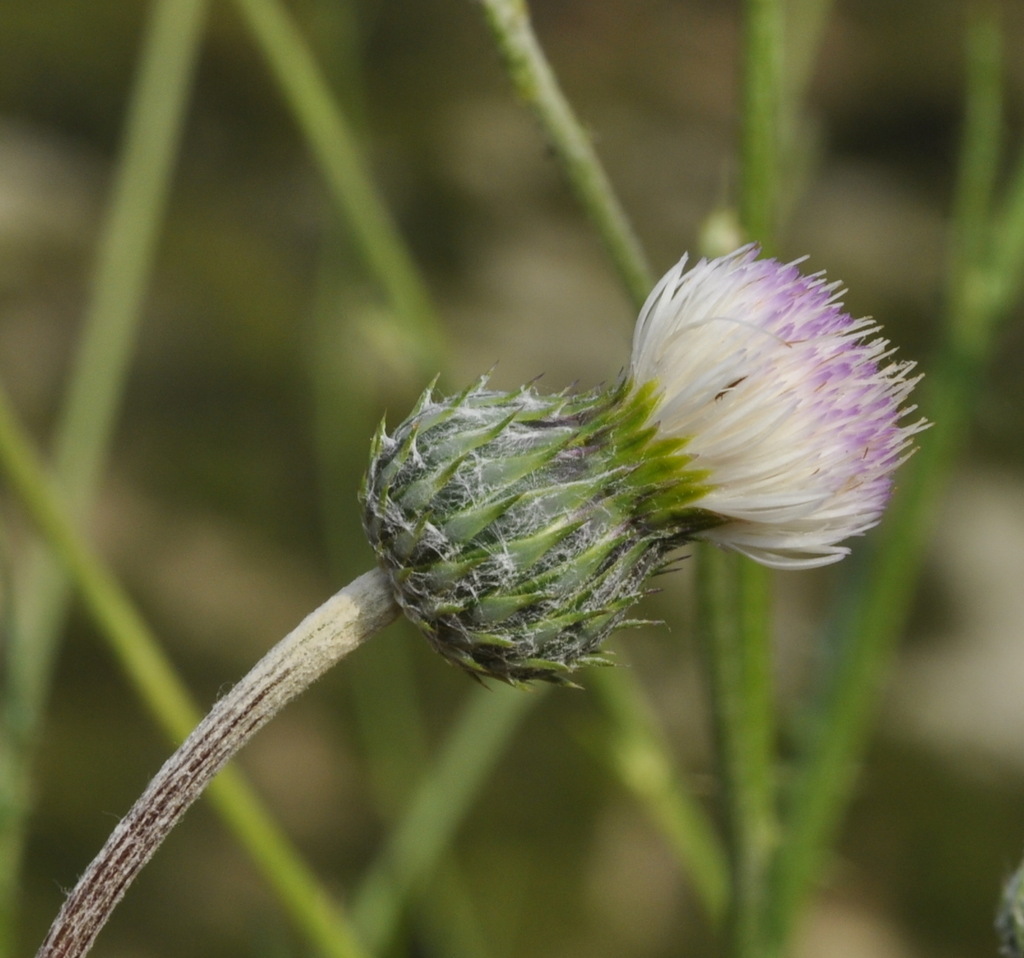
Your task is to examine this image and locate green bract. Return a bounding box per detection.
[361,377,718,684]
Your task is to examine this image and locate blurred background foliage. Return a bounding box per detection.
[1,0,1023,956]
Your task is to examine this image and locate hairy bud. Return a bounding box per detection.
[361,378,716,683]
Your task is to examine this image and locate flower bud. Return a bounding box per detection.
[361,379,716,683]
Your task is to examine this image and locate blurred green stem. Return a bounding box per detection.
[588,668,729,921]
[0,0,208,949]
[765,7,1013,952]
[477,0,654,304]
[698,548,776,958]
[740,0,783,245]
[231,0,446,371]
[0,382,373,958]
[350,686,538,952]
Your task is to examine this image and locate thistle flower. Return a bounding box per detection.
[362,245,926,683]
[632,244,927,569]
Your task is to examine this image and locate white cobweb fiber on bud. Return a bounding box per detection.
[630,245,928,569]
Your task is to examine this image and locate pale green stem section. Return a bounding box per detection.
[0,385,378,958]
[949,5,1003,315]
[740,0,784,244]
[588,668,729,920]
[350,686,538,952]
[697,547,776,958]
[231,0,445,371]
[765,8,1014,952]
[0,0,207,950]
[476,0,654,305]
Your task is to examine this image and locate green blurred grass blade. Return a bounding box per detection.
[990,132,1024,314]
[231,0,445,372]
[0,0,208,949]
[950,10,1002,298]
[740,0,784,246]
[350,685,539,953]
[588,667,729,921]
[697,547,776,958]
[0,382,371,958]
[764,10,1013,951]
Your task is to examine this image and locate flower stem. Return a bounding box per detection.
[465,11,733,907]
[35,569,397,958]
[697,547,776,958]
[740,0,784,245]
[0,380,388,958]
[476,0,654,306]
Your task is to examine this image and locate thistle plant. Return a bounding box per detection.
[34,246,924,958]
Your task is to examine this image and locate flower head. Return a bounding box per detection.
[362,246,926,683]
[631,245,927,568]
